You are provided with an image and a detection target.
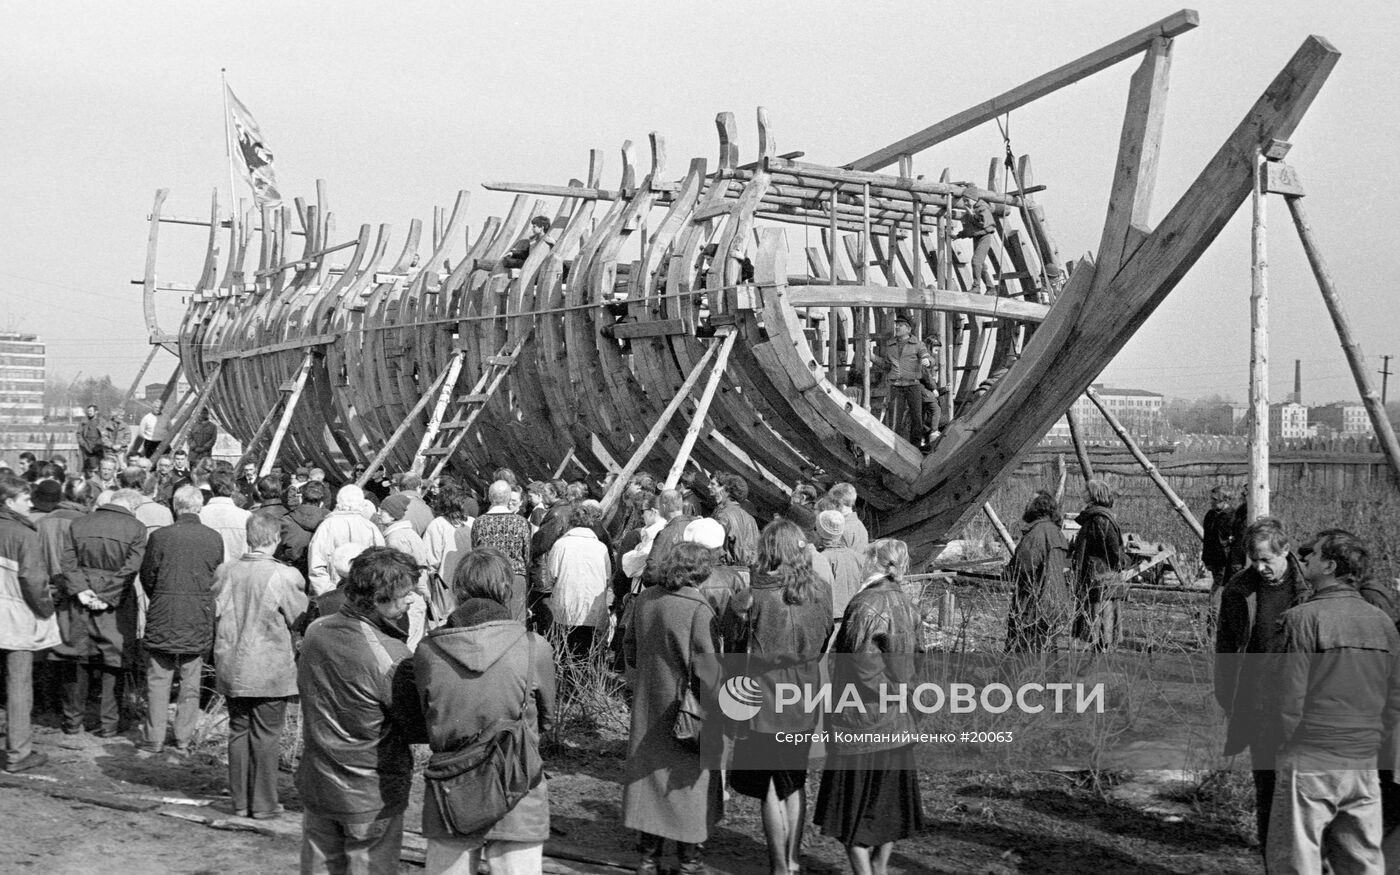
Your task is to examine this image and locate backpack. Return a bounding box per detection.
[422,638,542,835]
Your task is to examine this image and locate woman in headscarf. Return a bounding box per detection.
[1004,490,1071,652]
[814,538,925,875]
[1071,479,1128,650]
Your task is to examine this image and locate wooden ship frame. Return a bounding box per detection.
[136,11,1342,559]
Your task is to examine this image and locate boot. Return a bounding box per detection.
[635,832,663,875]
[677,842,708,875]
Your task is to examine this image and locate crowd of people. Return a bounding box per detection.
[0,438,930,875]
[7,427,1400,873]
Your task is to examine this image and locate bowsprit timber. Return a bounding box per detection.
[138,11,1339,560]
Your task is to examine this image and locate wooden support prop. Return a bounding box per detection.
[1248,147,1269,521]
[1085,387,1203,539]
[150,362,224,466]
[121,345,162,412]
[598,330,731,516]
[846,9,1199,171]
[1065,406,1095,484]
[357,358,458,487]
[1285,193,1400,486]
[234,404,281,472]
[1054,453,1068,504]
[983,503,1016,554]
[665,329,739,490]
[259,352,317,477]
[552,449,578,480]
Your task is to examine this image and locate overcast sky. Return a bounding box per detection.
[3,0,1396,405]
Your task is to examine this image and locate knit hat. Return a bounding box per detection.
[32,480,62,513]
[380,493,412,521]
[817,509,846,540]
[682,518,726,550]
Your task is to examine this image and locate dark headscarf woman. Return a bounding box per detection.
[814,538,926,874]
[1004,490,1071,652]
[413,547,556,874]
[1071,479,1128,650]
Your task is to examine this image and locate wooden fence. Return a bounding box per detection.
[1018,437,1393,494]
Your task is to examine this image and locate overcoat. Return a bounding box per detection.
[55,504,146,667]
[621,584,723,843]
[139,513,224,654]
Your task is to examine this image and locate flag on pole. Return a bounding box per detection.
[224,84,282,207]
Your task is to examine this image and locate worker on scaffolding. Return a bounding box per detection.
[955,187,998,294]
[920,334,944,449]
[502,216,555,270]
[870,315,933,448]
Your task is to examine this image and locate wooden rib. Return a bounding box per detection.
[877,35,1340,557]
[1094,36,1173,281]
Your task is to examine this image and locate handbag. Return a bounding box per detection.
[670,591,711,749]
[423,638,542,836]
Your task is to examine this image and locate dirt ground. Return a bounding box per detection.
[1,682,1265,875]
[0,580,1263,874]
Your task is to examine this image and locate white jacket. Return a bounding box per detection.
[306,509,385,596]
[545,528,612,628]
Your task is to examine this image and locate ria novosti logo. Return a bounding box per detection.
[717,675,763,721]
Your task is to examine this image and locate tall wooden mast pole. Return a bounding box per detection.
[1248,147,1270,521]
[1285,194,1400,484]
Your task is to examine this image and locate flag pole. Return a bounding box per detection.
[220,68,240,232]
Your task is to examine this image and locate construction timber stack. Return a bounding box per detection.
[141,10,1339,559]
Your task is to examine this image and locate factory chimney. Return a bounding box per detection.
[1292,359,1302,404]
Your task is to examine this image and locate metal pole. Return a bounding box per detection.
[1248,147,1270,520]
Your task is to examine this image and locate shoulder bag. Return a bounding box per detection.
[423,637,543,835]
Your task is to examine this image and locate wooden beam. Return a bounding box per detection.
[846,9,1200,171]
[357,359,457,487]
[260,352,317,477]
[983,503,1016,554]
[407,351,467,478]
[1095,36,1173,280]
[596,329,728,515]
[610,318,686,339]
[665,329,739,490]
[1066,406,1095,484]
[782,283,1050,322]
[1285,194,1400,486]
[1085,387,1203,539]
[208,333,338,361]
[1248,147,1269,521]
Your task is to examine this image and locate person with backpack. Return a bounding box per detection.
[414,547,555,875]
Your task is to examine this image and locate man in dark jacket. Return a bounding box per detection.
[642,489,694,587]
[297,547,426,872]
[1,475,59,773]
[76,405,104,471]
[1266,529,1400,872]
[1214,516,1310,854]
[138,485,223,755]
[278,480,329,580]
[253,474,290,518]
[187,409,218,469]
[709,473,759,569]
[1201,485,1235,589]
[54,489,147,736]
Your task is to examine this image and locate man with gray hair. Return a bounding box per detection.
[54,488,146,737]
[827,482,869,555]
[138,485,223,755]
[642,489,694,586]
[471,480,533,624]
[306,484,385,596]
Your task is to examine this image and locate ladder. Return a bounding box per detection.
[421,336,528,479]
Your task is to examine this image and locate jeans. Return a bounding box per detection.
[61,661,120,734]
[144,651,203,750]
[301,810,404,875]
[4,650,33,762]
[1267,749,1382,875]
[424,838,542,875]
[227,697,288,816]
